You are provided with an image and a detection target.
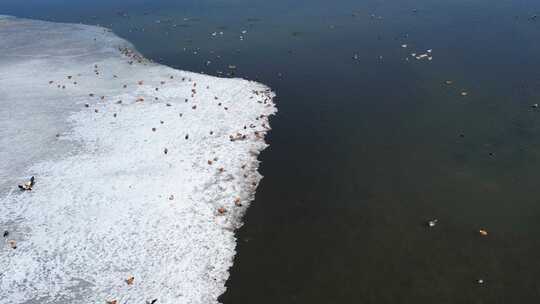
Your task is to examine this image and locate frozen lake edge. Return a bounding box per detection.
[0,15,276,304]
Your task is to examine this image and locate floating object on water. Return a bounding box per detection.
[18,176,35,191]
[427,219,438,227]
[478,229,488,236]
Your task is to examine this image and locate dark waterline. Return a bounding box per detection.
[3,0,540,302]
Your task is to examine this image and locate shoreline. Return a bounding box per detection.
[0,15,276,304]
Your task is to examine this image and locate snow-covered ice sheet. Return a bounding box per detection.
[0,16,276,304]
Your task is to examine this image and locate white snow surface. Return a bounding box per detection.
[0,16,276,304]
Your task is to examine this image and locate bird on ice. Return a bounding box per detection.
[18,176,35,191]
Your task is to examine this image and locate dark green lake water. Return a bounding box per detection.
[2,0,540,302]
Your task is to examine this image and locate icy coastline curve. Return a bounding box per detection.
[0,16,276,304]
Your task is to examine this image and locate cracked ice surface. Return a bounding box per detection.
[0,16,276,304]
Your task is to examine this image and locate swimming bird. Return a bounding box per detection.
[427,219,438,227]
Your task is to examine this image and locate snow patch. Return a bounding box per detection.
[0,16,276,304]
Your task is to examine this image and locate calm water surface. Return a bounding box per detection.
[2,0,540,303]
